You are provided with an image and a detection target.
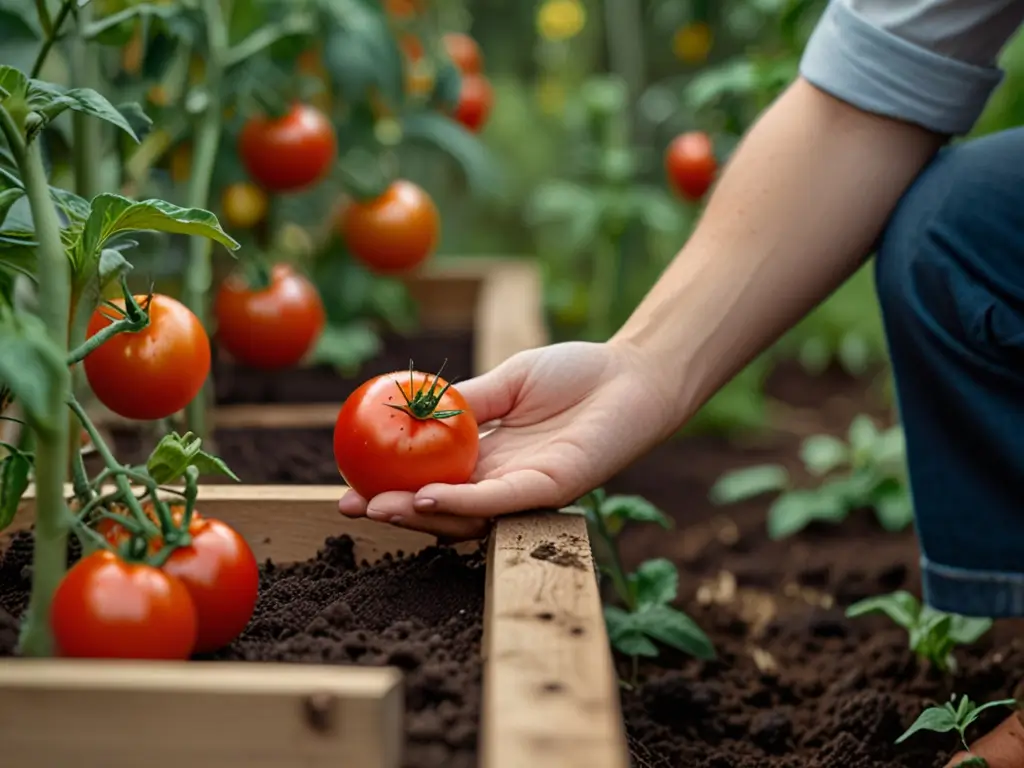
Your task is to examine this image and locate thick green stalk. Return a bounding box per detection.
[182,0,229,439]
[17,132,73,658]
[71,3,102,199]
[601,0,646,141]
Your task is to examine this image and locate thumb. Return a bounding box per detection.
[451,354,528,426]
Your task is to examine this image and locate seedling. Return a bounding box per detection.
[708,414,911,539]
[845,591,992,673]
[896,693,1016,763]
[576,489,715,679]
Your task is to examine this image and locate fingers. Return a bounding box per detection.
[453,355,527,425]
[338,490,488,541]
[414,469,562,518]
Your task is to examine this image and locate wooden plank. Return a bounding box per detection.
[482,512,628,768]
[0,660,402,768]
[13,485,436,564]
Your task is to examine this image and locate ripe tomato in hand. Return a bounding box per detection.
[213,264,326,370]
[443,33,483,75]
[51,551,197,660]
[162,518,260,654]
[84,294,210,421]
[452,74,493,133]
[338,180,440,273]
[334,368,479,499]
[665,131,717,201]
[239,104,336,193]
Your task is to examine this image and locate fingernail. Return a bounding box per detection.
[414,497,436,512]
[366,508,392,522]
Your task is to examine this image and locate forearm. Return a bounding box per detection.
[612,77,944,425]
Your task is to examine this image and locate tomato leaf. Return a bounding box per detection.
[601,494,671,529]
[25,80,142,142]
[147,431,240,485]
[400,112,504,199]
[0,66,29,105]
[799,434,850,477]
[894,705,958,744]
[430,61,462,111]
[309,321,381,377]
[873,484,914,532]
[630,558,678,608]
[0,232,38,280]
[632,604,717,660]
[0,307,68,431]
[766,487,847,540]
[709,464,789,504]
[321,0,404,110]
[0,448,31,531]
[0,188,24,229]
[845,590,920,629]
[604,605,659,658]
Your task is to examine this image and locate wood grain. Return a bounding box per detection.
[14,484,436,564]
[0,660,402,768]
[482,512,629,768]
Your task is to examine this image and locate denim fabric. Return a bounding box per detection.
[875,126,1024,618]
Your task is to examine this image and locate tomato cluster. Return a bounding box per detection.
[334,367,479,499]
[445,33,494,134]
[52,505,259,659]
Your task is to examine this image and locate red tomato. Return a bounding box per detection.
[665,131,717,201]
[239,104,337,193]
[84,294,210,421]
[443,33,483,75]
[51,551,197,660]
[334,369,479,499]
[162,518,259,654]
[213,264,326,370]
[452,74,493,133]
[338,180,440,273]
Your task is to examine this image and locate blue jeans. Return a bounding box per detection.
[875,126,1024,618]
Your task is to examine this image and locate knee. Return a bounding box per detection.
[875,128,1024,323]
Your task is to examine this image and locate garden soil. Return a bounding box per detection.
[0,531,486,768]
[10,356,1024,767]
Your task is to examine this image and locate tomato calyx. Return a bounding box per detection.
[68,276,152,366]
[387,360,465,420]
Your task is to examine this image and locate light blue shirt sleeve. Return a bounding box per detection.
[800,0,1024,134]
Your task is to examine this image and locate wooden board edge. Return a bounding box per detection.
[481,511,629,768]
[13,484,437,565]
[0,660,403,768]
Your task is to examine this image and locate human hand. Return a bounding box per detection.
[337,340,680,539]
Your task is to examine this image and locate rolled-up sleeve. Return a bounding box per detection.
[800,0,1024,135]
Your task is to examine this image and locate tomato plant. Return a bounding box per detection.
[239,104,337,193]
[51,551,197,660]
[443,32,483,75]
[95,503,201,553]
[213,264,326,370]
[452,74,494,133]
[334,366,479,499]
[84,294,211,421]
[665,131,717,201]
[338,180,440,273]
[221,182,269,230]
[162,517,260,654]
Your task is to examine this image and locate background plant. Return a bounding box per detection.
[895,693,1016,763]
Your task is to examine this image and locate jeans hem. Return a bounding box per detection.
[922,555,1024,618]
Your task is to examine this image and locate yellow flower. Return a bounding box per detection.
[673,22,712,64]
[537,0,586,42]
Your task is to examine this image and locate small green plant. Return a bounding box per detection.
[708,414,911,539]
[576,489,715,678]
[895,693,1016,765]
[845,591,992,673]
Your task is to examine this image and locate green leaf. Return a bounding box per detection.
[800,434,850,476]
[604,605,659,658]
[77,194,239,270]
[0,188,23,229]
[0,308,67,431]
[845,590,920,629]
[27,81,141,141]
[0,232,37,280]
[633,604,716,660]
[838,332,872,375]
[767,488,847,539]
[82,3,180,41]
[873,485,914,532]
[322,3,404,110]
[308,321,380,376]
[631,558,678,608]
[0,66,29,104]
[400,112,504,198]
[961,698,1017,730]
[872,426,907,471]
[601,494,671,528]
[709,464,789,504]
[430,61,462,110]
[895,705,958,744]
[147,431,239,485]
[49,186,91,224]
[0,448,31,531]
[848,414,879,453]
[947,614,994,646]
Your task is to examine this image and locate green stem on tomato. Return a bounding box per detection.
[182,0,230,440]
[30,0,76,79]
[70,1,103,200]
[70,442,92,508]
[66,312,149,365]
[586,227,620,342]
[3,107,73,658]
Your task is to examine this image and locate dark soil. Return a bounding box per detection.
[604,363,1024,768]
[0,532,485,768]
[212,328,475,405]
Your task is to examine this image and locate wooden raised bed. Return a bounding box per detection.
[2,487,628,768]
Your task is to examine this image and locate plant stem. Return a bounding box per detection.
[586,229,619,341]
[71,1,103,199]
[601,0,646,141]
[14,122,73,658]
[182,0,229,440]
[591,506,635,611]
[66,314,147,365]
[31,0,76,79]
